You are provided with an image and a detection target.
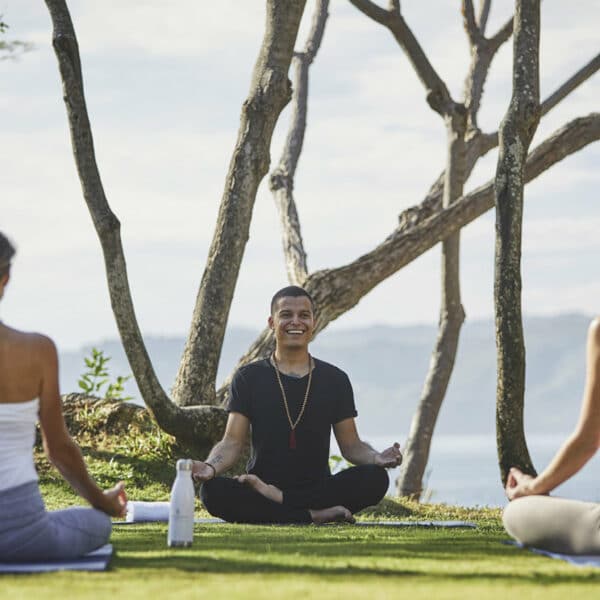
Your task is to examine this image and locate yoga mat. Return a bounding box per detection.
[506,541,600,568]
[117,507,475,528]
[115,515,225,525]
[126,501,170,522]
[355,520,476,528]
[0,544,113,573]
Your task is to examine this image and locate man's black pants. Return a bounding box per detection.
[200,464,389,524]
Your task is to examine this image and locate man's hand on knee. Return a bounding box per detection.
[375,442,403,468]
[192,461,217,483]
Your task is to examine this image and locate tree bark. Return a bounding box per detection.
[170,0,307,407]
[269,0,329,285]
[494,0,541,484]
[397,111,467,498]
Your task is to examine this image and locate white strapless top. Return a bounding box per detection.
[0,398,39,492]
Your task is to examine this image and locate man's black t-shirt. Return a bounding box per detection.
[228,357,358,489]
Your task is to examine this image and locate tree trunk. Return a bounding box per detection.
[269,0,329,285]
[171,0,307,407]
[494,0,541,484]
[397,111,466,498]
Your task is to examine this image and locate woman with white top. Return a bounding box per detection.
[0,231,127,561]
[503,317,600,554]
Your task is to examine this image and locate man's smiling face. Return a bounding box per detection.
[268,295,315,352]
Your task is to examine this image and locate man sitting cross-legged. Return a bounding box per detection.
[192,285,402,525]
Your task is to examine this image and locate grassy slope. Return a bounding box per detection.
[6,401,598,598]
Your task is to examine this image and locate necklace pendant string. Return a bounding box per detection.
[272,353,313,450]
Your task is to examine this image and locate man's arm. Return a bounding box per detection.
[333,418,402,468]
[192,412,249,482]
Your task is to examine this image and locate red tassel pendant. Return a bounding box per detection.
[289,429,296,450]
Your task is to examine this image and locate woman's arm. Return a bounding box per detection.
[507,318,600,499]
[37,336,127,516]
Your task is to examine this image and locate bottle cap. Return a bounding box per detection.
[176,458,193,471]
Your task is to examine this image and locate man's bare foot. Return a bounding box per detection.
[309,506,355,525]
[236,474,283,504]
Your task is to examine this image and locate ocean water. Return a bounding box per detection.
[332,433,600,507]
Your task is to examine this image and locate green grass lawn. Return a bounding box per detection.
[3,520,600,599]
[5,400,597,598]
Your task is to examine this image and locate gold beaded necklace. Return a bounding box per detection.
[271,353,313,450]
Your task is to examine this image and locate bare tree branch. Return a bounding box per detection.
[349,0,457,117]
[348,0,391,25]
[270,0,329,284]
[462,0,482,46]
[171,0,307,407]
[489,15,514,52]
[304,0,329,61]
[541,52,600,116]
[448,48,599,202]
[218,113,600,404]
[477,0,491,35]
[306,118,594,332]
[328,114,598,315]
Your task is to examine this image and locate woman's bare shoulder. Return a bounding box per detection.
[1,325,56,356]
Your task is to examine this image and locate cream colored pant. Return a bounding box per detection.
[503,495,600,555]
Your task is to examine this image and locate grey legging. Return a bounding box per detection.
[503,495,600,555]
[0,481,111,562]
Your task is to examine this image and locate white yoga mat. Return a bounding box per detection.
[0,544,113,573]
[126,501,170,522]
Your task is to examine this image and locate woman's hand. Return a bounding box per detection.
[505,467,537,501]
[101,481,128,517]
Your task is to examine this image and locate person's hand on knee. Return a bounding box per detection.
[101,481,128,517]
[374,442,402,468]
[505,467,536,500]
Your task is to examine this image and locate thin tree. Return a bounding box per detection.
[494,0,541,483]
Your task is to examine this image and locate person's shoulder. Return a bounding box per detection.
[313,357,349,380]
[3,326,55,355]
[234,358,271,379]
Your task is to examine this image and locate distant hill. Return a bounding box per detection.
[58,313,592,437]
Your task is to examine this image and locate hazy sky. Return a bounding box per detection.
[1,1,599,351]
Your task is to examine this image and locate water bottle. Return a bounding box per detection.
[167,459,195,547]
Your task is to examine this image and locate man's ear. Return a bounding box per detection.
[268,315,274,330]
